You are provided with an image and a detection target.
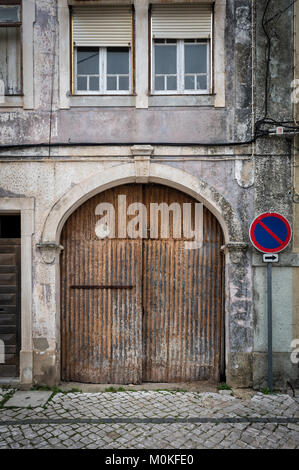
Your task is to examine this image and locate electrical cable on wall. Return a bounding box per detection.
[255,0,299,136]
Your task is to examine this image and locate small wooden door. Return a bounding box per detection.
[0,239,21,377]
[61,184,224,383]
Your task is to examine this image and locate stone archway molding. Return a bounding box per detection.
[40,156,245,248]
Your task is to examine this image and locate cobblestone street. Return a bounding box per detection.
[0,388,298,449]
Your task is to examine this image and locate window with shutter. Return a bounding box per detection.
[0,1,22,96]
[151,4,212,95]
[72,6,133,95]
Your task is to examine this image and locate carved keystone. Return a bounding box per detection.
[131,145,153,183]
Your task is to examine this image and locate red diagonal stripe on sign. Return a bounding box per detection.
[258,220,283,245]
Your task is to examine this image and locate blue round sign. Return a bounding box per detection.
[249,213,292,253]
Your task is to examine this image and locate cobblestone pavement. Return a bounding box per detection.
[0,388,298,449]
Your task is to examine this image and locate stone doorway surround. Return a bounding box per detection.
[34,147,251,387]
[0,197,34,385]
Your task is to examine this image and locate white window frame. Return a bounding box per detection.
[0,1,22,96]
[74,46,132,95]
[152,39,210,95]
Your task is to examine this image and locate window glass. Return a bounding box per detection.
[155,76,164,91]
[197,75,207,90]
[167,76,177,91]
[75,47,131,93]
[153,38,209,94]
[89,76,99,91]
[185,43,207,74]
[77,48,99,75]
[77,76,87,91]
[0,25,21,94]
[155,44,177,75]
[0,6,20,23]
[119,76,129,91]
[185,75,195,90]
[106,48,130,91]
[107,48,129,75]
[107,76,117,91]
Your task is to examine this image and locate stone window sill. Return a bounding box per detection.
[148,94,215,107]
[0,96,23,108]
[69,95,136,107]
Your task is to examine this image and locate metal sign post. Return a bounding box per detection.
[263,254,279,392]
[249,213,292,393]
[267,260,273,393]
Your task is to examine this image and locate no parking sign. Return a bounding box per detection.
[249,212,292,393]
[249,212,292,254]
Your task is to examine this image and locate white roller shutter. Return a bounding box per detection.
[72,6,132,47]
[151,4,212,39]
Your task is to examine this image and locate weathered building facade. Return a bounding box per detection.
[0,0,298,389]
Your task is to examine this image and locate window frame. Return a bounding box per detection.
[0,0,23,96]
[150,4,213,97]
[70,5,135,97]
[74,46,132,95]
[152,38,210,95]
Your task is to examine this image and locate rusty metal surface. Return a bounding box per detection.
[70,285,135,289]
[0,239,21,377]
[142,185,224,382]
[61,185,143,384]
[61,184,224,384]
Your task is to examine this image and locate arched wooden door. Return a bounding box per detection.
[61,184,224,384]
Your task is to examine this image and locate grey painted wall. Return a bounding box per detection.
[0,0,253,145]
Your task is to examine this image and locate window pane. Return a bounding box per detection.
[77,48,99,75]
[185,44,207,74]
[185,76,195,90]
[0,6,20,23]
[0,26,21,94]
[89,76,99,91]
[119,76,129,91]
[107,48,129,74]
[155,44,177,75]
[155,76,164,91]
[107,76,117,91]
[197,75,207,90]
[77,76,87,91]
[167,76,177,91]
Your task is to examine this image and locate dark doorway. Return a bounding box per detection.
[0,214,21,377]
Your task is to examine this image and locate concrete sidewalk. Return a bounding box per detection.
[0,387,298,449]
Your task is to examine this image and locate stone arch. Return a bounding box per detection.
[40,161,245,246]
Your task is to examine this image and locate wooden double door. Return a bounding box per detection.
[61,184,224,383]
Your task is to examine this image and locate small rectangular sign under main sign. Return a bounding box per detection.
[263,254,279,263]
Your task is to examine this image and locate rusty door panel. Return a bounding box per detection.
[61,184,224,384]
[0,240,21,378]
[142,185,224,382]
[61,186,143,384]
